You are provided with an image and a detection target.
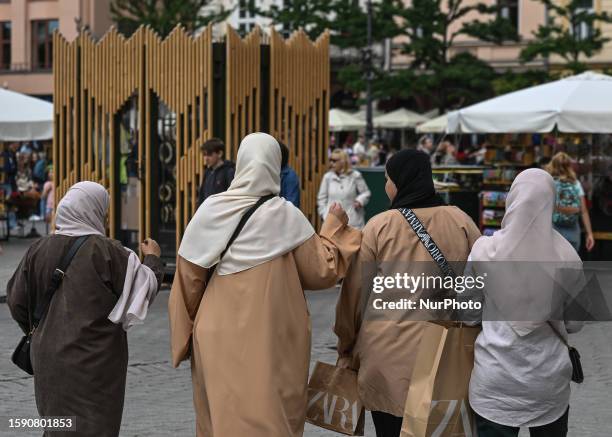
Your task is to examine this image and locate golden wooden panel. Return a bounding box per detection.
[53,25,329,252]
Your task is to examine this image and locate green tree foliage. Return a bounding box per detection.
[111,0,230,37]
[492,69,552,95]
[521,0,612,73]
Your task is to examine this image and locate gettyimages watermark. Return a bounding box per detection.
[357,261,612,322]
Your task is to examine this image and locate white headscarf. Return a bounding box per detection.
[55,181,109,236]
[55,181,159,331]
[469,169,583,335]
[178,132,315,275]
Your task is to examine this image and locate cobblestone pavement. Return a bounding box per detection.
[1,240,611,436]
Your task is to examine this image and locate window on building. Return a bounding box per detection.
[0,22,10,70]
[32,19,58,70]
[238,0,256,35]
[573,0,595,40]
[498,0,519,32]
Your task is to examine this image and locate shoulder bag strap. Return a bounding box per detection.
[547,321,571,349]
[219,194,276,262]
[398,207,456,278]
[32,235,90,327]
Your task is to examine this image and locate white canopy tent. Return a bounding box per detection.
[0,88,53,141]
[416,113,448,133]
[373,108,429,129]
[329,108,366,132]
[447,71,612,133]
[353,107,383,122]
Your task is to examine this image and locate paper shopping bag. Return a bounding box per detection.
[401,322,480,437]
[306,361,365,435]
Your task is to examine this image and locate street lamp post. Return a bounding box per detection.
[365,0,374,143]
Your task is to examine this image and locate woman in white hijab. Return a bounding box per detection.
[466,169,584,437]
[169,132,361,437]
[7,181,163,437]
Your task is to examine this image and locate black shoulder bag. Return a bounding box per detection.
[11,235,90,375]
[207,194,276,280]
[547,321,584,384]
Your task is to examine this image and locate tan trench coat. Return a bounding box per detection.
[169,215,361,436]
[334,207,481,417]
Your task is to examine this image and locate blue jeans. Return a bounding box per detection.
[554,223,581,252]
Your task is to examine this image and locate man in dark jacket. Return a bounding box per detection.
[197,138,235,207]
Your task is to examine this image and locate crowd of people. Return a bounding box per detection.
[1,141,54,237]
[6,132,591,437]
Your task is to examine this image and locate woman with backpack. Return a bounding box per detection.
[545,152,594,253]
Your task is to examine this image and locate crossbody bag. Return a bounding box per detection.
[547,321,584,384]
[11,235,90,375]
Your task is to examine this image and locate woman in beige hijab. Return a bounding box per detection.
[7,181,163,437]
[168,133,361,437]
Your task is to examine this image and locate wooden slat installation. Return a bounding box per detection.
[146,26,213,246]
[269,29,330,228]
[225,26,261,158]
[53,25,328,253]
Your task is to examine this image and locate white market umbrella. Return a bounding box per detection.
[0,88,53,141]
[447,71,612,133]
[416,113,448,133]
[353,107,383,121]
[329,108,366,132]
[373,108,429,129]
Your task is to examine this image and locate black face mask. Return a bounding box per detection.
[386,149,445,210]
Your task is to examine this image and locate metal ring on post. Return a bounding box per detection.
[159,140,174,164]
[161,204,174,224]
[158,183,174,203]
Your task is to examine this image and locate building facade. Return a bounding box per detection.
[395,0,612,71]
[0,0,112,98]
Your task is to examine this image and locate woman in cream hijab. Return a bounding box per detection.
[467,169,584,437]
[7,181,163,437]
[169,133,361,437]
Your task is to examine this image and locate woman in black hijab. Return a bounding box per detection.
[385,149,446,210]
[334,149,481,437]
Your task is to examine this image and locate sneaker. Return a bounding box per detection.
[29,214,42,221]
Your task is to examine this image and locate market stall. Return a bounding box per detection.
[373,108,429,147]
[447,71,612,259]
[416,113,448,134]
[0,89,53,240]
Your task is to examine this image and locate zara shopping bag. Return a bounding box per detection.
[306,361,365,435]
[401,322,480,437]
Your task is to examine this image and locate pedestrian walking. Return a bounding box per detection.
[545,152,595,253]
[41,166,54,224]
[317,149,371,229]
[168,133,361,437]
[6,181,164,437]
[196,138,235,208]
[279,141,301,207]
[466,169,584,437]
[334,149,480,437]
[431,140,458,166]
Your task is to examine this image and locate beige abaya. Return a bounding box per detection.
[169,215,360,436]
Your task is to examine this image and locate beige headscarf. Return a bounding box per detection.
[55,181,108,236]
[178,132,315,275]
[469,169,583,335]
[55,181,159,331]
